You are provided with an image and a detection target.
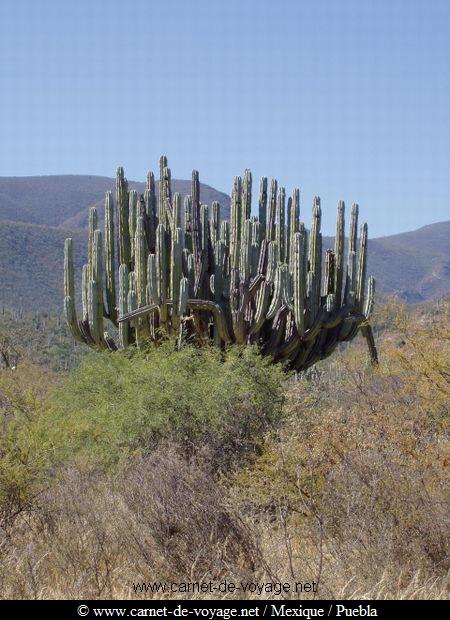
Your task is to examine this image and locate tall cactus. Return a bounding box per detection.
[104,191,117,324]
[64,156,377,368]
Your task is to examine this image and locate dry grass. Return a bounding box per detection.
[0,449,257,599]
[231,299,449,599]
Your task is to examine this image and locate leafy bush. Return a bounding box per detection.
[33,342,286,472]
[0,362,58,526]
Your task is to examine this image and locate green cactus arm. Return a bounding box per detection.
[118,263,129,349]
[239,219,252,283]
[186,252,195,297]
[258,177,268,240]
[87,279,99,343]
[324,249,335,296]
[162,165,173,230]
[345,251,357,308]
[63,238,85,343]
[334,200,345,306]
[267,264,287,319]
[135,215,148,308]
[128,190,138,264]
[275,187,286,263]
[230,270,264,344]
[81,263,90,323]
[309,198,321,274]
[230,176,242,272]
[292,231,306,338]
[200,204,210,254]
[356,222,368,312]
[251,220,261,278]
[156,223,168,326]
[209,201,220,244]
[170,227,183,328]
[210,251,224,345]
[104,191,117,324]
[92,230,105,345]
[266,179,277,241]
[87,274,106,350]
[307,199,322,323]
[64,238,76,301]
[242,169,252,239]
[191,170,204,285]
[172,192,181,230]
[88,207,98,267]
[289,188,300,271]
[360,323,379,365]
[344,203,359,305]
[146,253,157,304]
[118,303,160,323]
[183,194,193,252]
[179,277,189,317]
[363,275,375,319]
[286,196,292,267]
[250,281,272,336]
[145,171,157,251]
[158,155,168,226]
[127,271,137,312]
[213,239,225,303]
[116,166,130,268]
[64,295,85,344]
[220,220,229,248]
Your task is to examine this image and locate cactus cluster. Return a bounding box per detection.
[64,156,377,370]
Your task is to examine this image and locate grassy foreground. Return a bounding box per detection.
[0,299,448,599]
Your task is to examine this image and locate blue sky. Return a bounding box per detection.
[0,0,448,236]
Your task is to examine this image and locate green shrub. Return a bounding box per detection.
[37,342,286,472]
[0,362,57,526]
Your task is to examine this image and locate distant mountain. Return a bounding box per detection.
[0,176,114,227]
[0,175,231,228]
[0,220,86,311]
[0,174,448,311]
[368,222,450,302]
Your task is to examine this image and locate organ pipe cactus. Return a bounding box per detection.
[64,156,378,369]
